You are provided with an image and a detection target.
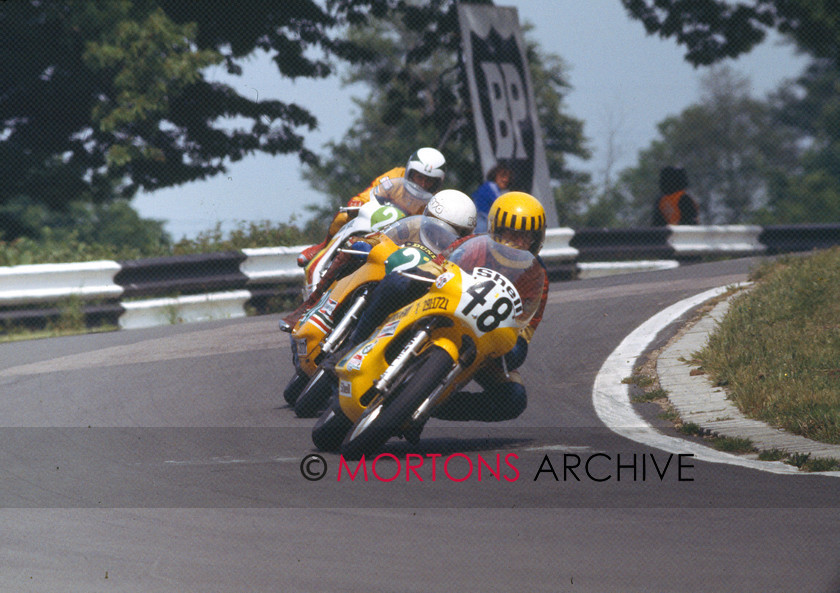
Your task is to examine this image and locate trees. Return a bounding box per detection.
[620,0,840,225]
[620,1,840,67]
[758,60,840,223]
[604,62,840,226]
[302,2,589,222]
[2,0,590,240]
[0,1,371,239]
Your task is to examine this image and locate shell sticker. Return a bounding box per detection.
[339,380,352,398]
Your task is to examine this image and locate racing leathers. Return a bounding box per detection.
[297,168,404,267]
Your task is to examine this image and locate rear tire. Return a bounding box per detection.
[294,368,336,418]
[312,402,353,452]
[340,346,453,459]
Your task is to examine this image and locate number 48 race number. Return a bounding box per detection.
[456,267,523,334]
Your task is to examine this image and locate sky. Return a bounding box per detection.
[133,0,810,239]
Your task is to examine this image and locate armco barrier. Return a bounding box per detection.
[577,260,680,279]
[118,290,253,330]
[537,226,577,280]
[239,246,305,284]
[1,223,838,332]
[570,227,673,261]
[115,252,248,297]
[0,260,123,305]
[759,224,840,255]
[668,225,765,259]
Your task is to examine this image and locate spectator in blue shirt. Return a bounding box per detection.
[471,161,514,233]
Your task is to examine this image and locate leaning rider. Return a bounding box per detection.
[280,188,477,330]
[296,147,447,268]
[330,191,549,426]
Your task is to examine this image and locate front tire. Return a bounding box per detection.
[312,401,353,452]
[283,371,309,406]
[340,346,454,459]
[294,368,336,418]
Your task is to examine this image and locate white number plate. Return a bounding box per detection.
[455,267,523,335]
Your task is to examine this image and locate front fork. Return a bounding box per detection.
[374,327,431,394]
[358,320,437,408]
[410,335,477,425]
[320,289,369,358]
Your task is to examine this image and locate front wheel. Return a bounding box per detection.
[340,346,454,459]
[283,371,309,406]
[312,401,353,452]
[294,368,336,418]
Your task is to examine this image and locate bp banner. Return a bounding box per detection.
[457,4,557,227]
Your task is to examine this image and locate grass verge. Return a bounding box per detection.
[696,247,840,445]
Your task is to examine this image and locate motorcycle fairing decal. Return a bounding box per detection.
[384,244,433,274]
[455,267,523,335]
[339,380,352,398]
[403,241,436,259]
[306,297,338,333]
[347,353,364,371]
[299,291,333,327]
[421,296,450,312]
[473,267,523,315]
[320,298,338,316]
[377,319,401,338]
[308,311,333,334]
[385,303,413,324]
[370,205,404,231]
[435,271,455,288]
[347,340,377,371]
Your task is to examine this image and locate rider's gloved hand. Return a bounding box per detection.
[348,241,373,260]
[503,336,529,370]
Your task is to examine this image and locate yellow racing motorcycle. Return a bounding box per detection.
[310,235,543,457]
[285,215,461,417]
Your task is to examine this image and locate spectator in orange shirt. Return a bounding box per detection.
[653,166,699,226]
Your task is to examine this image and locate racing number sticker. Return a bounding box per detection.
[384,246,430,274]
[456,267,523,334]
[370,206,402,230]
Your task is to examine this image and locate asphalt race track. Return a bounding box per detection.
[0,257,838,592]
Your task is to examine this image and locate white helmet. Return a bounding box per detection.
[424,189,477,237]
[405,147,446,194]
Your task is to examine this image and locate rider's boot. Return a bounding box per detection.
[282,252,358,328]
[296,238,330,268]
[297,210,353,268]
[431,383,527,422]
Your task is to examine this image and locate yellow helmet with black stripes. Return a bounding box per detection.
[488,191,547,255]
